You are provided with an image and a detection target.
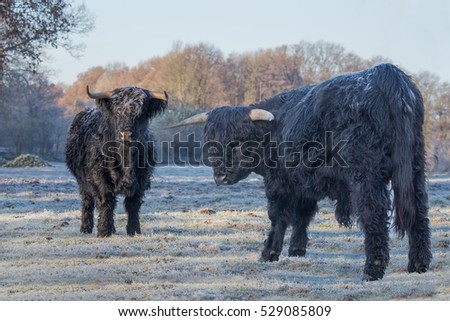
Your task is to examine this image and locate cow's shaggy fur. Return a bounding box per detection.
[66,86,167,237]
[199,64,431,280]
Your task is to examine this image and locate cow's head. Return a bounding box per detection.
[169,107,274,185]
[87,86,168,142]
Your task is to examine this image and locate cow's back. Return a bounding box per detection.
[278,64,419,172]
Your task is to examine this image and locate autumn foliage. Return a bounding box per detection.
[1,41,449,171]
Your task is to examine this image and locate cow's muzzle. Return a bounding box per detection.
[214,174,228,185]
[119,131,132,142]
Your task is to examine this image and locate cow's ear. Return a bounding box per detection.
[96,98,113,113]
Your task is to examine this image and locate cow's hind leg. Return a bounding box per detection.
[289,199,317,257]
[354,177,391,281]
[96,193,117,237]
[80,192,94,233]
[124,191,144,236]
[407,170,431,273]
[261,199,288,262]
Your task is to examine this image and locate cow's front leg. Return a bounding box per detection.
[261,219,287,261]
[124,190,144,236]
[80,191,95,233]
[261,200,288,262]
[96,192,117,237]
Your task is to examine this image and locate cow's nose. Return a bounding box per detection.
[119,131,132,142]
[214,174,228,185]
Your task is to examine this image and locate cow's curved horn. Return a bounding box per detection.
[86,86,114,99]
[165,112,209,129]
[149,90,169,101]
[249,109,275,121]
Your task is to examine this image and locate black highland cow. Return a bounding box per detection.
[66,86,167,237]
[173,64,431,280]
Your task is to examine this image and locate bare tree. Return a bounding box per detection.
[222,47,303,106]
[415,72,441,154]
[0,71,66,157]
[150,42,225,109]
[58,66,105,116]
[0,0,94,82]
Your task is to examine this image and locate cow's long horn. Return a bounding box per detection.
[149,90,169,101]
[86,86,114,99]
[165,112,209,129]
[249,109,275,121]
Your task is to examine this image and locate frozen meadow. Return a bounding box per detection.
[0,163,449,300]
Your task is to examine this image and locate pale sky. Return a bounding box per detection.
[46,0,450,85]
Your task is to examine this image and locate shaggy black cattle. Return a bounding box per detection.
[66,86,167,237]
[173,64,431,280]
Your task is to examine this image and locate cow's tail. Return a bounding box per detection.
[373,64,427,237]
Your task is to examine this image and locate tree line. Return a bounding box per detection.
[59,41,450,171]
[61,41,383,112]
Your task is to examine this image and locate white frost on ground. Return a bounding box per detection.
[0,163,449,300]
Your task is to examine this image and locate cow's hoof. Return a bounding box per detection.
[362,273,383,282]
[288,247,306,257]
[408,261,429,274]
[127,230,141,237]
[260,249,280,262]
[126,225,141,237]
[363,260,386,281]
[80,226,93,234]
[97,228,114,237]
[97,232,112,238]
